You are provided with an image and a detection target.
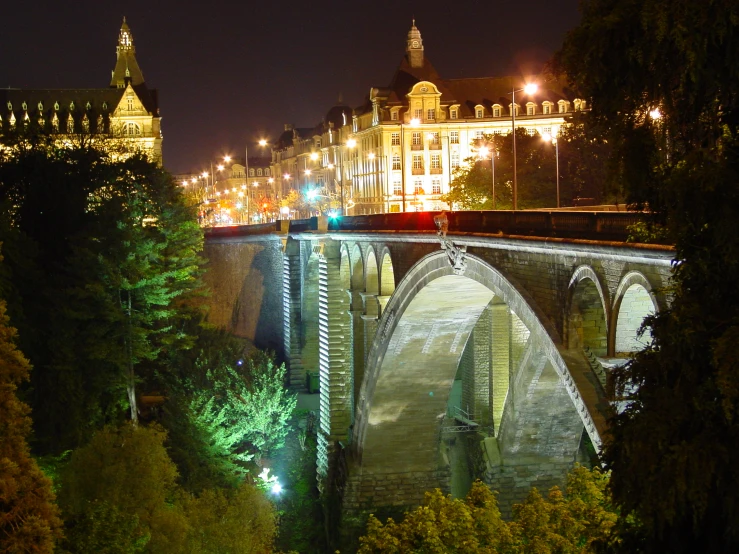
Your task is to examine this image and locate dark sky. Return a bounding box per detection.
[1,0,581,174]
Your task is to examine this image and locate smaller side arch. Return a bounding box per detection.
[350,244,364,292]
[566,265,609,356]
[610,271,659,356]
[379,247,396,297]
[365,246,379,295]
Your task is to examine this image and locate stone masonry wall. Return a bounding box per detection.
[485,461,574,517]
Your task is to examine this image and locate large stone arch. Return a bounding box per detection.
[345,251,604,515]
[611,271,659,355]
[566,265,609,356]
[378,247,396,316]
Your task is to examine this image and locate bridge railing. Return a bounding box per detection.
[204,210,652,243]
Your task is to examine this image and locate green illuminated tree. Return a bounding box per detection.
[0,298,63,553]
[557,0,739,551]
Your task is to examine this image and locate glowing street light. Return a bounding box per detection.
[223,155,232,163]
[346,138,357,148]
[310,152,319,161]
[409,118,420,127]
[258,139,268,147]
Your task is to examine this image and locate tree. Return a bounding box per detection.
[0,298,63,553]
[442,131,559,210]
[0,138,205,450]
[557,1,739,551]
[357,467,617,553]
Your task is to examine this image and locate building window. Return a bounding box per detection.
[450,131,459,144]
[527,103,535,115]
[558,100,567,113]
[391,132,400,145]
[316,138,322,148]
[412,155,423,170]
[127,96,134,111]
[451,152,460,169]
[543,127,552,136]
[476,108,483,118]
[414,108,423,119]
[414,179,424,195]
[427,108,435,120]
[391,111,398,121]
[428,132,439,145]
[249,168,255,176]
[493,106,501,117]
[257,168,263,176]
[526,128,536,136]
[123,122,140,136]
[392,155,401,170]
[393,178,402,195]
[431,154,441,169]
[475,130,484,140]
[412,132,421,146]
[450,108,458,119]
[265,168,270,176]
[543,103,551,115]
[431,178,441,194]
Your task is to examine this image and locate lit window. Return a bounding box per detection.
[66,115,73,133]
[476,108,483,118]
[527,104,535,115]
[414,108,423,119]
[450,108,458,119]
[265,168,270,176]
[450,131,459,144]
[558,100,567,113]
[431,178,441,194]
[431,154,441,169]
[123,122,140,136]
[127,96,134,111]
[257,168,263,176]
[412,132,421,146]
[429,132,440,145]
[543,127,552,136]
[393,178,402,195]
[493,106,501,117]
[316,138,322,148]
[249,168,255,176]
[392,155,401,170]
[543,103,551,115]
[82,115,89,132]
[475,130,484,140]
[414,179,424,194]
[391,111,398,121]
[527,128,535,136]
[427,108,435,120]
[412,155,423,170]
[451,152,460,169]
[391,132,400,145]
[51,113,59,131]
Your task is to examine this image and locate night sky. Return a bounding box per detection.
[1,0,581,174]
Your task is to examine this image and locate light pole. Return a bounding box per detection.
[510,82,538,210]
[542,132,560,208]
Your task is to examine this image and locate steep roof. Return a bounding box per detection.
[110,17,146,88]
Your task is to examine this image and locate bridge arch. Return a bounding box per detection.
[349,243,364,292]
[566,265,609,356]
[611,271,658,355]
[379,248,396,297]
[347,251,602,512]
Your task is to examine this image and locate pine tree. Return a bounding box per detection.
[0,299,62,552]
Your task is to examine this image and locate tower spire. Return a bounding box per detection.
[406,20,424,68]
[110,17,145,88]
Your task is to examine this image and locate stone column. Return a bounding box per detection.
[491,298,511,436]
[282,238,305,390]
[472,304,493,427]
[360,292,379,362]
[316,240,353,484]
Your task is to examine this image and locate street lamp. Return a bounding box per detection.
[511,82,538,210]
[542,132,560,208]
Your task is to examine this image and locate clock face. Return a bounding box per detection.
[412,40,420,48]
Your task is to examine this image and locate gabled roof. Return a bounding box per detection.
[110,17,146,88]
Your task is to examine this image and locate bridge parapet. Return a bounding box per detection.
[204,210,656,244]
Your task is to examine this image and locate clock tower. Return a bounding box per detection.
[406,20,424,68]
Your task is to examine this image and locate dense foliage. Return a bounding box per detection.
[0,137,205,451]
[442,125,612,210]
[557,0,739,551]
[358,466,617,553]
[0,299,63,552]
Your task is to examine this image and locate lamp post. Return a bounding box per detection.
[542,132,560,208]
[510,82,538,210]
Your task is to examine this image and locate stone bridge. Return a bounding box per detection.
[203,211,673,522]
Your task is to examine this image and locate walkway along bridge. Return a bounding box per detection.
[203,210,673,532]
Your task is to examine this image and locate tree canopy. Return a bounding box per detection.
[557,1,739,551]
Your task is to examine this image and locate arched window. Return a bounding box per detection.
[265,168,270,176]
[450,107,458,119]
[257,168,263,176]
[558,100,568,113]
[475,105,484,118]
[249,168,255,177]
[123,122,141,136]
[493,104,502,117]
[526,102,536,115]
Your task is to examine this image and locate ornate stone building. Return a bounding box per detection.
[271,22,584,214]
[0,18,162,163]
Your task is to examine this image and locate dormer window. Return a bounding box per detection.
[67,114,74,133]
[21,102,27,111]
[54,102,60,111]
[6,102,12,110]
[249,168,255,177]
[493,105,501,117]
[37,102,44,111]
[257,168,263,176]
[86,101,92,110]
[476,107,484,118]
[510,103,519,116]
[558,100,568,113]
[391,110,399,121]
[526,102,536,116]
[450,108,458,119]
[127,96,134,111]
[542,102,552,115]
[69,102,75,111]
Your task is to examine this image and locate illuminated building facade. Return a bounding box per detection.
[271,22,586,214]
[0,18,162,163]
